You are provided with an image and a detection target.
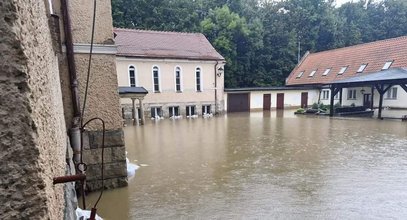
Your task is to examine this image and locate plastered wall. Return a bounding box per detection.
[117,58,225,115]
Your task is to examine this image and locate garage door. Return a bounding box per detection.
[227,93,250,112]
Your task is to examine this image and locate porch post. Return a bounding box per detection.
[131,98,137,125]
[378,91,384,120]
[339,88,343,106]
[138,98,145,125]
[330,85,335,117]
[370,86,374,109]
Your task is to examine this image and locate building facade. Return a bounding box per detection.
[286,36,407,114]
[114,28,225,120]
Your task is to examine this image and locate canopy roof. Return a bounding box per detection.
[118,86,148,94]
[331,67,407,87]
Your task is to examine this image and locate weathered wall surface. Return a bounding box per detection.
[0,0,67,219]
[57,0,127,190]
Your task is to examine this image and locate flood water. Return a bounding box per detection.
[88,110,407,219]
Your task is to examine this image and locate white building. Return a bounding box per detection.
[114,28,225,120]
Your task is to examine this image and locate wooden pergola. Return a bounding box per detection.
[328,68,407,119]
[118,87,148,125]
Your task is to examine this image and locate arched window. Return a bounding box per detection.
[195,67,202,92]
[129,65,136,87]
[175,66,182,92]
[152,66,160,92]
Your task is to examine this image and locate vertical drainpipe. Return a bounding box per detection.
[214,61,220,115]
[61,0,82,165]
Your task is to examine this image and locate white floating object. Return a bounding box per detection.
[76,208,103,220]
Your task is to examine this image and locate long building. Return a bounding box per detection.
[114,28,225,121]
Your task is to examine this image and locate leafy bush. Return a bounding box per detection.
[350,103,356,107]
[312,103,319,109]
[295,108,305,114]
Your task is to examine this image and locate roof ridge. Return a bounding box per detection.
[308,35,407,57]
[113,27,202,36]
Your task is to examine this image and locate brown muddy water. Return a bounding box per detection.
[88,110,407,219]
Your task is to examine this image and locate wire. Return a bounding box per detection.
[81,0,97,126]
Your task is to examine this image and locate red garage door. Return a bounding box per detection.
[227,93,250,112]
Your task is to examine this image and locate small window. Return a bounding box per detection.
[322,68,331,76]
[186,106,196,117]
[347,89,357,100]
[382,61,393,70]
[322,90,330,100]
[338,66,347,75]
[309,70,317,77]
[153,66,160,92]
[175,66,182,92]
[202,105,211,115]
[296,71,304,78]
[151,107,162,118]
[357,64,367,73]
[129,65,136,87]
[169,106,180,117]
[385,87,397,99]
[196,67,202,92]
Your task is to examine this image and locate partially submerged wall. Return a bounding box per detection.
[58,0,127,190]
[0,0,68,218]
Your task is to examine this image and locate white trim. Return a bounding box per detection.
[63,44,117,54]
[195,66,203,92]
[152,65,161,93]
[116,56,222,64]
[47,0,54,14]
[174,66,183,92]
[128,64,137,87]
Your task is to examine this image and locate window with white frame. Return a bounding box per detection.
[322,68,331,76]
[186,106,196,117]
[385,87,397,99]
[196,67,202,91]
[175,66,182,92]
[152,66,160,92]
[202,105,211,115]
[296,71,304,78]
[151,107,162,118]
[169,106,180,117]
[338,66,347,75]
[129,65,136,87]
[382,61,393,70]
[322,90,330,100]
[357,64,368,73]
[309,70,317,77]
[347,89,357,100]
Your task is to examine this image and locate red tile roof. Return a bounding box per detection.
[114,28,224,61]
[286,36,407,86]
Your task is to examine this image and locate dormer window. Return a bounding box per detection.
[296,71,304,78]
[382,61,393,70]
[322,68,331,76]
[309,70,317,77]
[357,64,367,73]
[338,66,347,75]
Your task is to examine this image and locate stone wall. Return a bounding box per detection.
[0,0,69,219]
[55,0,127,191]
[82,130,127,191]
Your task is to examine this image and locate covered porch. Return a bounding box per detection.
[328,68,407,119]
[118,87,148,125]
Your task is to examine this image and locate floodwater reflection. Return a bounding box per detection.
[88,111,407,219]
